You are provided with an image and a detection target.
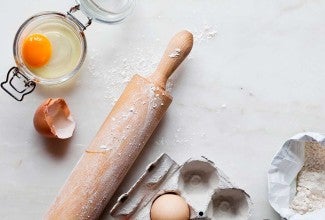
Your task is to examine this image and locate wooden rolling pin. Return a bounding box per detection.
[45,30,193,220]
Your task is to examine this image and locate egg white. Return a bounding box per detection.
[24,18,83,80]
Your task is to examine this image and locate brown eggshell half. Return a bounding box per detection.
[33,98,76,139]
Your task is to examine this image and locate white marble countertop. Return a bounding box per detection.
[2,0,325,219]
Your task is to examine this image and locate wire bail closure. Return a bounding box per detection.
[1,67,36,101]
[68,5,92,31]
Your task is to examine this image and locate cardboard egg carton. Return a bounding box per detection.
[111,154,252,219]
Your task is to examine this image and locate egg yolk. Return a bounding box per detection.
[22,33,52,68]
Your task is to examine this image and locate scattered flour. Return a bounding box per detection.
[193,24,218,44]
[87,44,161,104]
[86,22,216,102]
[290,142,325,214]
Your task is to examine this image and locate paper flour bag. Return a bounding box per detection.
[268,132,325,219]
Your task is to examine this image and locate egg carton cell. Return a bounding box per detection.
[111,154,252,219]
[207,188,251,220]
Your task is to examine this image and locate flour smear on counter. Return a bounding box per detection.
[290,142,325,214]
[86,22,217,104]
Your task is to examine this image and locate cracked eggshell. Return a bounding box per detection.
[268,132,325,220]
[111,154,252,220]
[33,98,76,139]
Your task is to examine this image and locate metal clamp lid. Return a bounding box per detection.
[1,67,36,101]
[67,5,92,31]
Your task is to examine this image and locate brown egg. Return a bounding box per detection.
[150,193,190,220]
[33,98,76,139]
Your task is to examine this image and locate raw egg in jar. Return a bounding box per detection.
[18,16,84,82]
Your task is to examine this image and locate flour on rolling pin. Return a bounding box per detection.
[86,75,171,155]
[169,48,181,58]
[45,30,193,220]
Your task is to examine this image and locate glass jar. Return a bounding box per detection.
[1,0,135,101]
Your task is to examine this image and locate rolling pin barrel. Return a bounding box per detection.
[45,30,193,219]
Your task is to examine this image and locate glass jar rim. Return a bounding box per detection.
[76,0,136,24]
[13,12,87,85]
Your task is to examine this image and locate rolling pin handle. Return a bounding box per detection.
[148,30,193,89]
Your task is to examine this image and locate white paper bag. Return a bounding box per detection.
[268,132,325,219]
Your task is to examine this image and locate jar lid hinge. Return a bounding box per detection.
[68,5,92,31]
